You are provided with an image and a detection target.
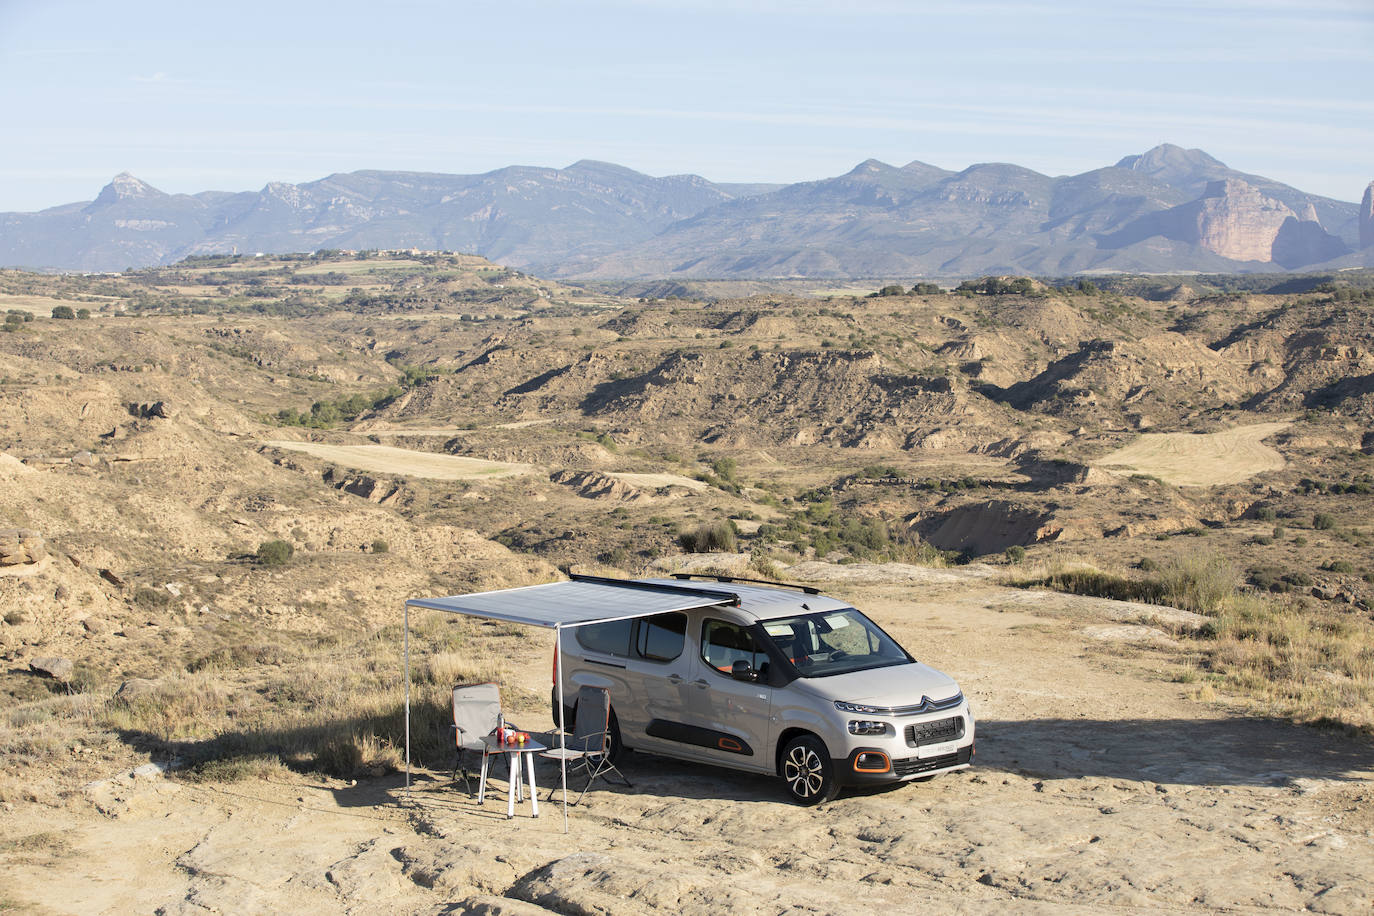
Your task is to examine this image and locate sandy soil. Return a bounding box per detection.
[2,570,1370,915]
[1093,421,1291,487]
[263,441,532,480]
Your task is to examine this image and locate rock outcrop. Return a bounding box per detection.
[1361,181,1374,249]
[1101,178,1346,265]
[1192,180,1295,261]
[29,656,74,681]
[322,468,403,505]
[129,400,174,419]
[549,469,650,502]
[0,529,45,567]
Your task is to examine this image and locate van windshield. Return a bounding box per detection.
[759,608,911,677]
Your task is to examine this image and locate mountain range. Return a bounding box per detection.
[3,144,1370,278]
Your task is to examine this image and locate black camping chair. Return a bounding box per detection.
[538,685,631,804]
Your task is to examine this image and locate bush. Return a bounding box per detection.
[1254,507,1277,522]
[1313,513,1336,530]
[1004,545,1026,564]
[679,521,738,554]
[1323,560,1355,574]
[911,282,942,295]
[51,305,76,320]
[255,540,294,567]
[371,539,389,554]
[1156,554,1237,613]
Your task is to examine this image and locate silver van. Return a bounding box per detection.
[553,575,974,804]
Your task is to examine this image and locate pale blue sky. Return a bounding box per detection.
[2,0,1370,211]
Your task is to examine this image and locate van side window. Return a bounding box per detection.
[701,619,768,675]
[637,612,686,662]
[576,618,633,657]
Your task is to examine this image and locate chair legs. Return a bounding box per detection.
[570,753,632,805]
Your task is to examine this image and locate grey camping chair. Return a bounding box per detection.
[538,685,631,804]
[451,682,502,795]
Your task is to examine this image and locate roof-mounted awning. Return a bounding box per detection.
[404,573,738,629]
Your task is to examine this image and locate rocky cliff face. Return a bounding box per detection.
[1192,180,1295,261]
[1361,181,1374,249]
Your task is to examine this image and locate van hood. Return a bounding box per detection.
[797,661,960,709]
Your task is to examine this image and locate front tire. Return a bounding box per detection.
[781,734,838,805]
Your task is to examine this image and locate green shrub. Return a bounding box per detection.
[1254,507,1277,521]
[1155,554,1237,613]
[1004,545,1026,564]
[1323,560,1355,574]
[51,305,76,320]
[678,521,738,554]
[255,540,294,567]
[371,539,389,554]
[1313,513,1336,530]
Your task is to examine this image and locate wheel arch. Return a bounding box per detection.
[774,726,826,776]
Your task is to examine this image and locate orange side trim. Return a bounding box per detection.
[717,737,743,752]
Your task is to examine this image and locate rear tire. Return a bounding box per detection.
[606,707,624,763]
[781,734,838,805]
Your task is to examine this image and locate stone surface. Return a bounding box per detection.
[0,529,45,567]
[29,656,74,681]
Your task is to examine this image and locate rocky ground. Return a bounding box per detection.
[1,567,1371,915]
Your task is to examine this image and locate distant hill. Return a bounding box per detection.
[1,145,1368,277]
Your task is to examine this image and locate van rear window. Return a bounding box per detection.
[637,613,686,662]
[576,618,633,657]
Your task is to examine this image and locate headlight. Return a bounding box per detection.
[835,700,884,715]
[847,720,888,736]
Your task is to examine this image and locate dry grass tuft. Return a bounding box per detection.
[1006,552,1372,733]
[1196,592,1374,733]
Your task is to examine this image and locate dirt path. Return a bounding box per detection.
[3,574,1371,914]
[1093,421,1290,487]
[263,441,532,480]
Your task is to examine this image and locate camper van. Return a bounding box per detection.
[553,575,974,804]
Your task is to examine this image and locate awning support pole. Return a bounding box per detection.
[404,602,411,798]
[556,623,568,834]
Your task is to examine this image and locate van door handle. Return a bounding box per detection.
[692,679,710,689]
[667,674,684,684]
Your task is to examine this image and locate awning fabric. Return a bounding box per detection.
[404,577,736,629]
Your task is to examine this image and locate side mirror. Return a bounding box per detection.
[730,659,757,682]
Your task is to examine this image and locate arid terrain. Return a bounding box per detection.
[1,253,1372,913]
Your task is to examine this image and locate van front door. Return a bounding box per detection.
[679,617,774,772]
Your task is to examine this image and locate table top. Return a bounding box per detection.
[482,735,546,754]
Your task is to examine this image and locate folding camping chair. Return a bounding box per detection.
[538,685,631,805]
[451,682,503,796]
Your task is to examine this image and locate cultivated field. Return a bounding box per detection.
[264,441,532,480]
[1094,421,1291,487]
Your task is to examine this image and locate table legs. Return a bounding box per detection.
[526,752,539,818]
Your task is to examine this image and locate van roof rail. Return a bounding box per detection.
[568,572,740,606]
[669,573,821,595]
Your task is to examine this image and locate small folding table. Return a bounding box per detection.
[478,735,546,818]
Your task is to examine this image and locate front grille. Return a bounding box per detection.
[892,745,973,777]
[904,715,965,747]
[886,691,964,717]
